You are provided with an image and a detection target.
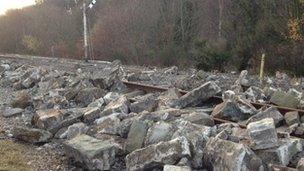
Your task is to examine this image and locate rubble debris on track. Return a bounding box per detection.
[1,54,304,170]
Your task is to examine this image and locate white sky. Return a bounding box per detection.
[0,0,36,15]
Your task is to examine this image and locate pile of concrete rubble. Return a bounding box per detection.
[1,60,304,171]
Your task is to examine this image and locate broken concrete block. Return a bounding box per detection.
[144,121,175,146]
[125,137,191,171]
[270,91,300,108]
[1,107,24,117]
[255,138,302,166]
[182,112,214,126]
[12,126,53,143]
[212,100,249,122]
[129,94,159,113]
[285,111,300,126]
[246,107,284,126]
[63,134,122,170]
[247,118,278,150]
[163,165,192,171]
[203,137,263,171]
[125,120,149,153]
[169,81,221,109]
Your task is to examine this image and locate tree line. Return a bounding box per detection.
[0,0,303,75]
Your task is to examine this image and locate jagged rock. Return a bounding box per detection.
[255,138,302,166]
[203,137,263,171]
[11,90,31,109]
[94,115,121,135]
[83,107,101,123]
[270,91,300,108]
[137,108,183,122]
[246,107,284,127]
[125,120,149,153]
[123,90,145,99]
[101,96,130,116]
[297,158,304,170]
[245,86,266,102]
[22,68,43,88]
[1,107,24,117]
[288,123,304,137]
[163,165,191,171]
[172,120,212,168]
[144,121,175,146]
[103,92,120,104]
[32,108,84,133]
[88,97,105,108]
[125,137,191,171]
[90,66,121,90]
[247,118,278,150]
[12,126,53,143]
[63,134,123,170]
[212,100,249,122]
[182,112,214,126]
[59,122,89,139]
[75,87,106,107]
[285,111,300,126]
[169,81,221,109]
[129,94,159,113]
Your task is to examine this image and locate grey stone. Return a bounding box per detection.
[101,96,130,117]
[270,91,300,108]
[94,115,121,135]
[169,81,221,109]
[83,107,101,123]
[1,107,24,117]
[129,94,159,113]
[203,137,264,171]
[246,107,284,127]
[163,165,192,171]
[182,112,214,126]
[125,120,149,153]
[88,97,105,108]
[247,118,278,150]
[60,122,89,139]
[245,86,266,102]
[63,134,122,170]
[145,121,175,146]
[103,92,120,104]
[212,100,249,122]
[255,138,302,166]
[90,65,121,90]
[285,111,300,126]
[75,87,106,107]
[125,137,191,171]
[172,120,212,168]
[297,158,304,171]
[32,108,84,133]
[12,126,53,143]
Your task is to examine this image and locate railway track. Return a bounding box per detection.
[123,81,304,130]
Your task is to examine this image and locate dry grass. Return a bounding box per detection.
[0,140,30,171]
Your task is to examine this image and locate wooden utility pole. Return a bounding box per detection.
[83,2,89,62]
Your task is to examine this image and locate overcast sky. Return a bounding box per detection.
[0,0,36,15]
